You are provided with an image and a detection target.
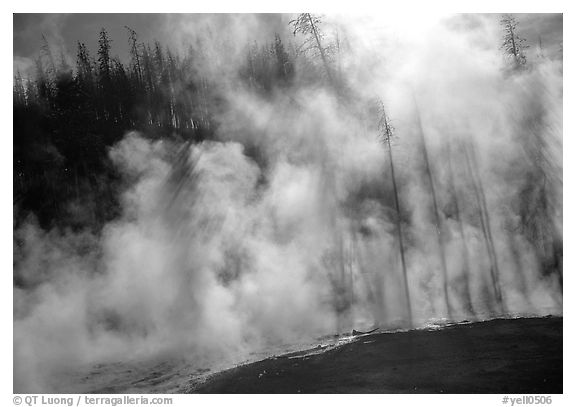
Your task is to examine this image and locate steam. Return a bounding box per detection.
[13,14,562,393]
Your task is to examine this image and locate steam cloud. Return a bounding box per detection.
[13,13,562,392]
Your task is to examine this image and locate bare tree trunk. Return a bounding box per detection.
[382,107,413,327]
[460,140,504,313]
[509,26,518,63]
[413,102,453,320]
[446,141,475,316]
[506,227,529,300]
[317,154,354,334]
[305,14,335,87]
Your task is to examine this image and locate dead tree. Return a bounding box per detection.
[413,99,453,320]
[289,13,335,87]
[460,139,504,313]
[446,141,475,316]
[378,102,412,327]
[500,14,529,70]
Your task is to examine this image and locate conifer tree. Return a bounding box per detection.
[500,14,529,69]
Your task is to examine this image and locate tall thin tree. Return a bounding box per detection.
[378,101,412,327]
[460,139,504,313]
[500,14,529,70]
[413,98,453,320]
[289,13,334,87]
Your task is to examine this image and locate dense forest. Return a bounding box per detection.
[14,14,563,392]
[13,20,329,230]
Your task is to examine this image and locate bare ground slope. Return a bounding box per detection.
[190,316,562,393]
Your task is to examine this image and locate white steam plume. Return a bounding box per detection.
[14,13,562,392]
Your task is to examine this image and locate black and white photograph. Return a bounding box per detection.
[10,4,566,400]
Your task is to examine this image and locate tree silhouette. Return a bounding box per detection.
[290,13,334,86]
[378,101,412,327]
[500,14,529,69]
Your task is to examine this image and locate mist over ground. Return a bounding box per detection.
[13,13,562,393]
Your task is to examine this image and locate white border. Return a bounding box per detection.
[3,2,572,406]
